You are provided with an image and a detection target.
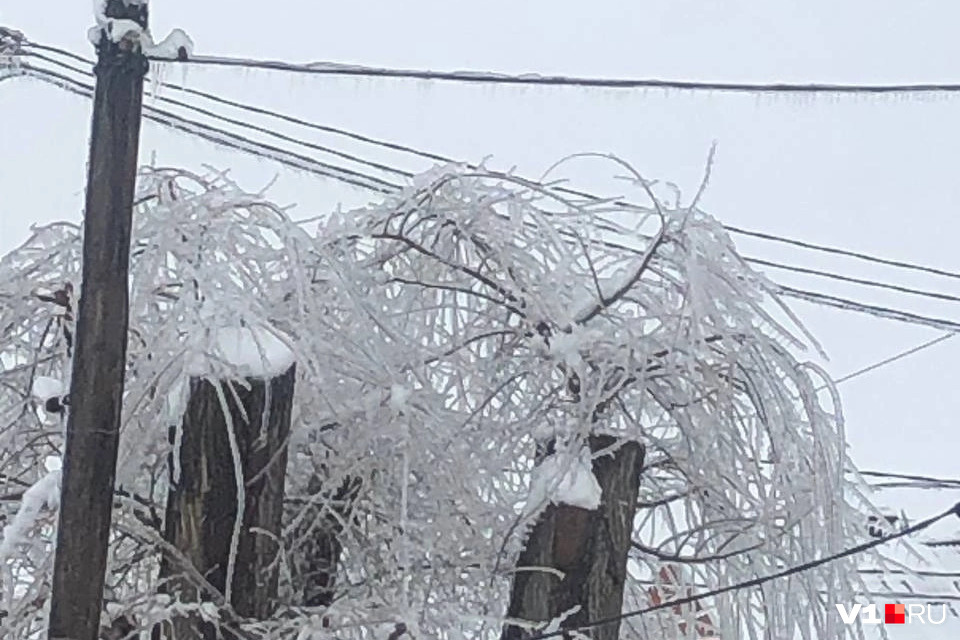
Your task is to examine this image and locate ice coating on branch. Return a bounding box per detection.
[0,469,61,561]
[0,164,877,639]
[526,449,602,511]
[389,384,412,412]
[0,27,25,57]
[546,326,604,368]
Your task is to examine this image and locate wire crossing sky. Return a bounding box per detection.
[142,52,960,95]
[7,3,960,634]
[526,502,960,640]
[10,40,960,340]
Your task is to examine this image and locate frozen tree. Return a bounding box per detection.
[0,162,876,639]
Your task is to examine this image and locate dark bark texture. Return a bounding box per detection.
[288,472,361,607]
[46,2,148,639]
[159,365,295,639]
[503,435,644,640]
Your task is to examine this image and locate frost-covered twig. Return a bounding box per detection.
[0,162,878,640]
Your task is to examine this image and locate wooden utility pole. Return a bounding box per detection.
[47,2,148,639]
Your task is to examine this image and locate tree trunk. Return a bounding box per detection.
[158,365,295,639]
[503,435,644,640]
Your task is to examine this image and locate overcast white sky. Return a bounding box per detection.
[3,1,960,634]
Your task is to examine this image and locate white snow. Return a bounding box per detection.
[43,455,61,473]
[187,325,296,379]
[0,469,61,560]
[389,383,412,412]
[90,0,190,57]
[547,330,584,367]
[143,28,194,60]
[0,27,24,57]
[87,25,103,47]
[88,18,144,47]
[92,0,107,26]
[31,376,63,401]
[93,0,149,24]
[105,18,145,43]
[542,605,582,633]
[526,448,602,512]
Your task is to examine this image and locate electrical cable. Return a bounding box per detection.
[133,52,960,95]
[729,225,960,282]
[19,39,960,298]
[779,286,960,333]
[16,64,401,194]
[749,257,960,305]
[832,333,955,387]
[12,39,960,629]
[19,41,462,166]
[20,49,415,181]
[523,502,960,640]
[859,470,960,488]
[14,43,960,339]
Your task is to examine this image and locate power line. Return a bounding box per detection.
[728,225,960,283]
[19,40,88,66]
[19,40,960,302]
[16,67,960,338]
[13,50,960,624]
[133,52,960,95]
[859,567,960,578]
[550,180,960,281]
[20,49,415,181]
[19,41,461,166]
[832,333,955,386]
[524,502,960,640]
[22,33,960,98]
[20,39,960,293]
[859,470,960,488]
[925,539,960,548]
[16,64,401,194]
[779,286,960,333]
[809,331,952,398]
[862,592,960,604]
[15,45,960,339]
[871,481,960,490]
[749,258,960,305]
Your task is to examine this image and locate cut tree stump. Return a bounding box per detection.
[503,435,644,640]
[158,365,295,640]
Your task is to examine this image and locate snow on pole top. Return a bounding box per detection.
[186,325,296,380]
[90,0,193,59]
[525,448,603,512]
